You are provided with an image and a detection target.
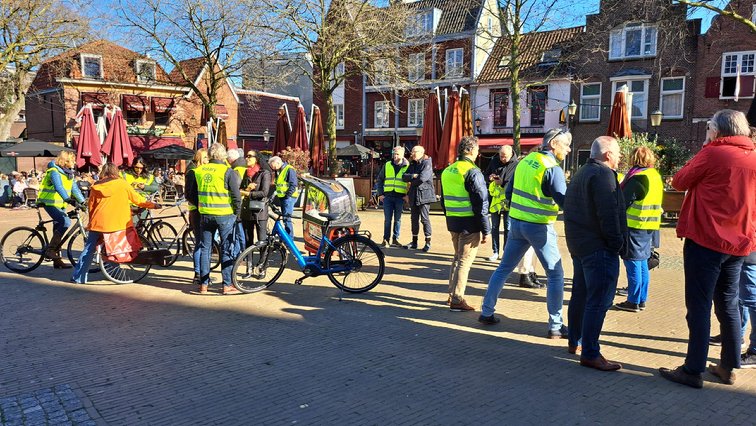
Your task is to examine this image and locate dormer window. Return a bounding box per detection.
[406,10,435,36]
[136,60,156,83]
[498,56,510,69]
[609,23,657,60]
[81,54,103,79]
[540,49,561,64]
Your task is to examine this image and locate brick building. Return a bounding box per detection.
[236,89,300,153]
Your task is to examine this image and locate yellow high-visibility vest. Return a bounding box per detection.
[275,164,300,199]
[38,167,73,208]
[196,163,233,215]
[382,161,409,195]
[626,168,664,230]
[441,159,477,217]
[509,152,559,224]
[489,180,507,213]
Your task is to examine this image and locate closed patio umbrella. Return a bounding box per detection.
[437,90,463,169]
[310,106,326,176]
[217,120,228,150]
[419,92,441,166]
[461,91,473,137]
[75,104,103,170]
[607,85,632,138]
[287,105,309,152]
[101,108,134,167]
[273,106,291,155]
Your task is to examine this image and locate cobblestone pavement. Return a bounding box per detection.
[1,207,755,425]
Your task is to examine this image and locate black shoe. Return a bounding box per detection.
[614,301,641,313]
[741,350,756,369]
[659,365,703,389]
[380,239,390,248]
[422,239,431,252]
[616,287,628,296]
[529,272,542,286]
[519,273,544,289]
[478,314,500,325]
[391,239,403,248]
[547,325,568,339]
[404,242,418,249]
[709,334,722,346]
[639,302,646,310]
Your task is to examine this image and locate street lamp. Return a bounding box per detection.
[474,116,482,134]
[353,130,358,145]
[262,128,270,143]
[567,100,577,118]
[650,110,663,140]
[567,100,577,171]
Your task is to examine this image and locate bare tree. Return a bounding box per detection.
[262,0,426,171]
[679,0,756,32]
[118,0,276,121]
[0,0,88,141]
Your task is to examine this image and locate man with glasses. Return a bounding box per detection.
[402,145,435,251]
[478,128,571,340]
[375,146,410,248]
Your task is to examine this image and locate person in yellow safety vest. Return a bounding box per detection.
[121,157,158,196]
[479,128,571,339]
[268,155,299,237]
[185,143,242,295]
[441,136,491,312]
[614,146,664,313]
[227,148,249,257]
[185,148,209,285]
[37,150,86,269]
[486,145,517,264]
[375,146,410,248]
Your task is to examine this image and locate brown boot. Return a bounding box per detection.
[45,232,64,260]
[53,255,72,269]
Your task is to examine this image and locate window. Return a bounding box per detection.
[333,62,345,83]
[408,99,424,127]
[445,48,464,78]
[487,16,493,34]
[335,104,344,129]
[498,56,510,69]
[154,111,171,126]
[136,60,156,83]
[81,54,103,79]
[373,59,390,86]
[374,101,389,128]
[579,83,601,121]
[720,51,756,98]
[540,49,561,64]
[490,89,509,127]
[125,110,142,125]
[407,11,433,36]
[408,53,425,81]
[612,79,649,119]
[528,86,548,126]
[660,77,685,119]
[609,23,657,60]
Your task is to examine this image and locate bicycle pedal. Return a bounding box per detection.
[294,276,306,285]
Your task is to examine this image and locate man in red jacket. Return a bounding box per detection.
[660,109,756,389]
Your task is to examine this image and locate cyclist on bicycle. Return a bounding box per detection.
[38,151,85,269]
[122,157,158,196]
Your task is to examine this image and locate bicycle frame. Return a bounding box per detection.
[34,207,87,248]
[271,217,352,276]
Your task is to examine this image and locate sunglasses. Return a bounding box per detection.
[545,129,570,147]
[246,155,256,158]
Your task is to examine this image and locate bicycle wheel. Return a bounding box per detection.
[325,235,384,293]
[231,242,287,293]
[181,228,221,271]
[98,253,151,284]
[66,229,100,274]
[148,220,179,266]
[0,227,45,273]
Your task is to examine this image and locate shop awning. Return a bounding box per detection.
[122,95,149,112]
[81,92,109,108]
[214,104,229,119]
[477,137,542,148]
[129,135,184,153]
[152,97,176,113]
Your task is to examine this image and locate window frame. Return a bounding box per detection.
[408,98,424,127]
[611,77,650,119]
[135,59,156,83]
[408,53,425,82]
[659,76,685,119]
[373,59,390,86]
[445,48,464,78]
[527,85,548,127]
[80,54,103,79]
[374,100,390,128]
[335,103,345,129]
[609,23,658,60]
[490,88,509,128]
[720,51,756,99]
[579,82,602,122]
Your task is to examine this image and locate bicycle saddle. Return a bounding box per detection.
[320,212,342,221]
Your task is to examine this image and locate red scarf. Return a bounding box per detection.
[246,164,260,178]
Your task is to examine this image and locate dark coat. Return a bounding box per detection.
[402,155,435,205]
[441,158,491,235]
[564,159,627,258]
[240,169,272,222]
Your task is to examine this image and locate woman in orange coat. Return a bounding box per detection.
[72,163,159,284]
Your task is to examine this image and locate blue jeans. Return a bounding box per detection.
[481,218,564,331]
[200,214,235,287]
[280,196,295,237]
[623,259,649,304]
[189,209,201,275]
[683,239,743,373]
[233,222,245,258]
[740,263,756,353]
[568,249,620,360]
[43,205,70,235]
[72,230,103,284]
[490,210,509,255]
[382,196,404,241]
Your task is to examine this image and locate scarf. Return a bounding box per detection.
[247,164,261,178]
[620,166,648,189]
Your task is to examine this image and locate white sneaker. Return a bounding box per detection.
[487,253,499,262]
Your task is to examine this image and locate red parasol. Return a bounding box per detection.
[75,105,103,169]
[437,91,463,168]
[607,86,632,138]
[273,106,291,155]
[101,108,134,167]
[419,92,441,167]
[310,106,326,176]
[287,105,309,152]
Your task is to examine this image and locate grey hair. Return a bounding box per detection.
[208,143,228,161]
[227,148,242,161]
[499,145,513,154]
[590,136,618,159]
[392,146,405,155]
[710,109,751,138]
[268,156,283,166]
[541,128,572,150]
[457,136,479,157]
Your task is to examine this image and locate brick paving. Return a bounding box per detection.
[1,207,755,425]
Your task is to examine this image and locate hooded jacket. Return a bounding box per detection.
[673,135,756,256]
[87,177,156,232]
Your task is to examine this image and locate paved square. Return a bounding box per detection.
[1,208,754,424]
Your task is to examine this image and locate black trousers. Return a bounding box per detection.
[490,210,509,255]
[242,219,268,248]
[410,203,432,238]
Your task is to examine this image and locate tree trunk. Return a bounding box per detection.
[325,94,337,176]
[510,3,522,156]
[0,71,28,141]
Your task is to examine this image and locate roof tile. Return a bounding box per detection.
[237,92,300,138]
